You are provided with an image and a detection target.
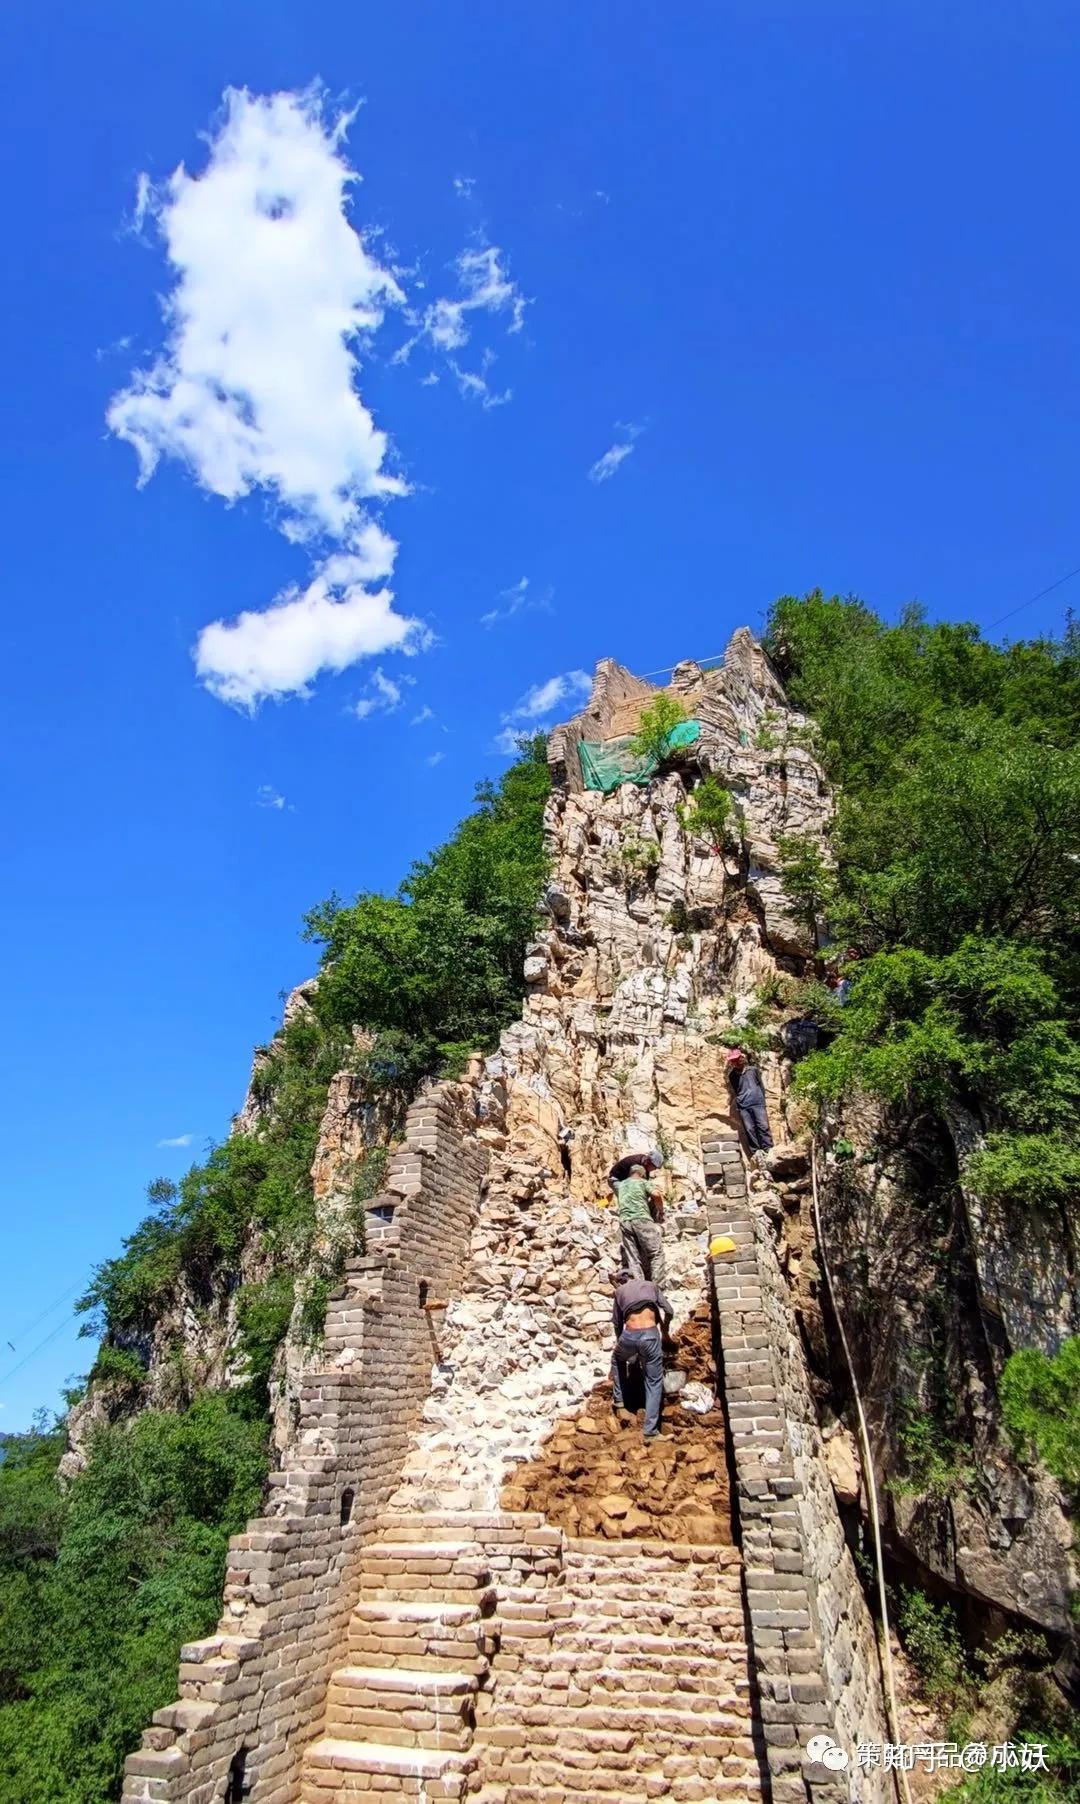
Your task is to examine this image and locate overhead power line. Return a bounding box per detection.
[3,1277,84,1352]
[988,563,1080,631]
[0,1311,82,1391]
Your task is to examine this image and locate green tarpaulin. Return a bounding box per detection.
[579,720,701,792]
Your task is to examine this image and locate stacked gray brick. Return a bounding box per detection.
[122,1082,489,1804]
[702,1133,891,1804]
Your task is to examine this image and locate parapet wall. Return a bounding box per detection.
[703,1131,891,1804]
[122,1082,488,1804]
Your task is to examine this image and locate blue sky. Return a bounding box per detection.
[3,1,1078,1428]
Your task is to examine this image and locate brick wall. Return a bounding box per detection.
[702,1133,891,1803]
[121,1081,488,1804]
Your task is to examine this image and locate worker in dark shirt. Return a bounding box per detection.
[726,1048,773,1166]
[610,1270,674,1440]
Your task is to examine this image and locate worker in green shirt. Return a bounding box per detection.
[615,1162,666,1287]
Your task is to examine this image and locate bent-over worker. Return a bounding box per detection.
[610,1270,674,1440]
[615,1163,667,1287]
[726,1048,773,1166]
[608,1147,664,1194]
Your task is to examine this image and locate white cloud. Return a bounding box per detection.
[109,88,407,542]
[450,360,511,409]
[425,749,446,766]
[132,171,152,234]
[480,576,554,628]
[588,419,645,484]
[395,242,526,403]
[423,245,525,351]
[453,175,476,199]
[507,669,591,721]
[197,540,425,710]
[351,665,408,720]
[109,87,427,707]
[410,704,434,725]
[256,784,288,810]
[158,1133,193,1148]
[493,667,592,754]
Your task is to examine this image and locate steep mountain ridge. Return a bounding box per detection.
[13,619,1075,1803]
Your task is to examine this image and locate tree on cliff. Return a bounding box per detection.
[766,590,1080,1213]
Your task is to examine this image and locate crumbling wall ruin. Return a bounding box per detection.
[122,631,899,1803]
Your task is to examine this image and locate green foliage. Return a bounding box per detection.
[767,592,1080,1211]
[888,1403,973,1501]
[89,1347,146,1394]
[352,1145,389,1208]
[896,1585,972,1706]
[789,977,841,1029]
[776,834,835,950]
[954,1727,1080,1802]
[614,832,660,882]
[235,1271,296,1389]
[794,938,1080,1155]
[966,1135,1080,1211]
[0,1394,268,1804]
[629,693,689,764]
[78,1013,354,1348]
[1000,1339,1080,1490]
[304,739,550,1099]
[678,775,734,850]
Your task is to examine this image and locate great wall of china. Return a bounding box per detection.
[119,633,894,1804]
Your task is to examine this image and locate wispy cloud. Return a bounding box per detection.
[410,704,435,726]
[588,420,645,484]
[425,749,446,767]
[494,668,592,754]
[480,577,554,629]
[395,243,527,405]
[509,670,592,720]
[158,1133,193,1148]
[453,175,476,199]
[351,666,408,720]
[256,784,289,811]
[108,87,428,709]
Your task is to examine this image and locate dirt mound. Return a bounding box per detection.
[501,1308,735,1544]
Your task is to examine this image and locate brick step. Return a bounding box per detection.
[325,1665,477,1749]
[348,1598,492,1670]
[494,1703,756,1739]
[548,1634,750,1659]
[352,1600,484,1625]
[502,1786,757,1804]
[496,1671,754,1706]
[564,1540,741,1563]
[356,1544,486,1573]
[378,1512,546,1540]
[481,1729,758,1770]
[558,1573,744,1596]
[301,1736,475,1802]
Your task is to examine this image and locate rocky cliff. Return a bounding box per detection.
[103,628,1074,1802]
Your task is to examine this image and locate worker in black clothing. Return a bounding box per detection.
[610,1270,674,1440]
[726,1048,773,1167]
[607,1147,664,1195]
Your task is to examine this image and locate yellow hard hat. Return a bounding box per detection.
[709,1235,737,1258]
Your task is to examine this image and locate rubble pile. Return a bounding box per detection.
[501,1306,736,1543]
[387,1162,710,1514]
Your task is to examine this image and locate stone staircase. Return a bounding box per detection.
[300,1510,765,1804]
[477,1538,764,1804]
